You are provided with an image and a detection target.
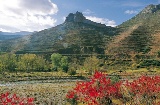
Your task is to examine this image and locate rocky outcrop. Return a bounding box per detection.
[65,11,106,27]
[141,4,160,13]
[65,12,86,22]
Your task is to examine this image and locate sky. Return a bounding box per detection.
[0,0,160,32]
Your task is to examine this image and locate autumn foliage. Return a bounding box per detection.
[66,71,122,105]
[0,92,34,105]
[123,75,160,104]
[66,71,160,105]
[0,72,160,105]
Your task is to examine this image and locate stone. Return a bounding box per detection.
[65,11,106,27]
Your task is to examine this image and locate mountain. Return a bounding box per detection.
[0,31,32,41]
[0,12,118,54]
[0,31,32,36]
[106,4,160,55]
[1,4,160,56]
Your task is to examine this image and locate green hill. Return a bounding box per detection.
[1,4,160,57]
[106,4,160,55]
[0,12,118,55]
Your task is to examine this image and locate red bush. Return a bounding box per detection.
[124,75,160,104]
[66,72,160,105]
[0,92,34,105]
[66,71,122,105]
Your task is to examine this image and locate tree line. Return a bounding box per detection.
[0,53,50,73]
[1,52,160,75]
[0,53,101,75]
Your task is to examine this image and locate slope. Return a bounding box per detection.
[106,4,160,55]
[0,12,118,55]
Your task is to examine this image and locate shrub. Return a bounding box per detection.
[0,92,34,105]
[66,71,122,105]
[122,75,160,104]
[68,69,76,76]
[67,71,160,105]
[110,74,121,84]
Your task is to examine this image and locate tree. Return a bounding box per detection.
[17,54,36,72]
[6,54,17,72]
[83,56,100,75]
[0,53,17,72]
[51,53,62,71]
[68,58,81,76]
[60,56,69,72]
[16,54,50,72]
[34,56,49,71]
[0,61,4,73]
[51,53,69,72]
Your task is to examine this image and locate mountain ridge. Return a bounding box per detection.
[65,11,106,27]
[0,31,33,41]
[1,4,160,56]
[106,4,160,55]
[0,11,118,54]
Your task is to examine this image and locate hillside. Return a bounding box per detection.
[0,12,118,54]
[1,4,160,56]
[106,4,160,55]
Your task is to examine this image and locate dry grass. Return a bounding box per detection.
[0,69,160,104]
[0,81,76,105]
[106,25,140,54]
[150,32,160,54]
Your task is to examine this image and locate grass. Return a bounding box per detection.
[106,68,160,75]
[0,71,73,82]
[3,71,69,77]
[0,82,76,105]
[0,68,160,104]
[0,67,160,82]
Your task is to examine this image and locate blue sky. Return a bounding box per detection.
[0,0,160,32]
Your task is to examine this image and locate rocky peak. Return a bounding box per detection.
[65,11,86,22]
[141,4,160,14]
[65,11,106,27]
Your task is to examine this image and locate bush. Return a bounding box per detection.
[122,75,160,105]
[110,74,121,84]
[66,71,160,105]
[68,69,76,76]
[139,59,160,67]
[0,92,34,105]
[66,71,122,105]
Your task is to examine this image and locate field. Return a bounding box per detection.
[0,68,160,105]
[0,81,77,105]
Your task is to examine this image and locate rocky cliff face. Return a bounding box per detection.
[65,11,106,27]
[141,4,160,13]
[65,12,85,22]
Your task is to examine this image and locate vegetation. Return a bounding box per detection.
[1,4,160,105]
[1,70,160,105]
[0,92,34,105]
[66,71,160,105]
[0,52,160,104]
[0,53,102,77]
[51,53,69,72]
[0,53,50,73]
[1,52,160,76]
[83,56,100,75]
[0,53,17,72]
[0,82,76,105]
